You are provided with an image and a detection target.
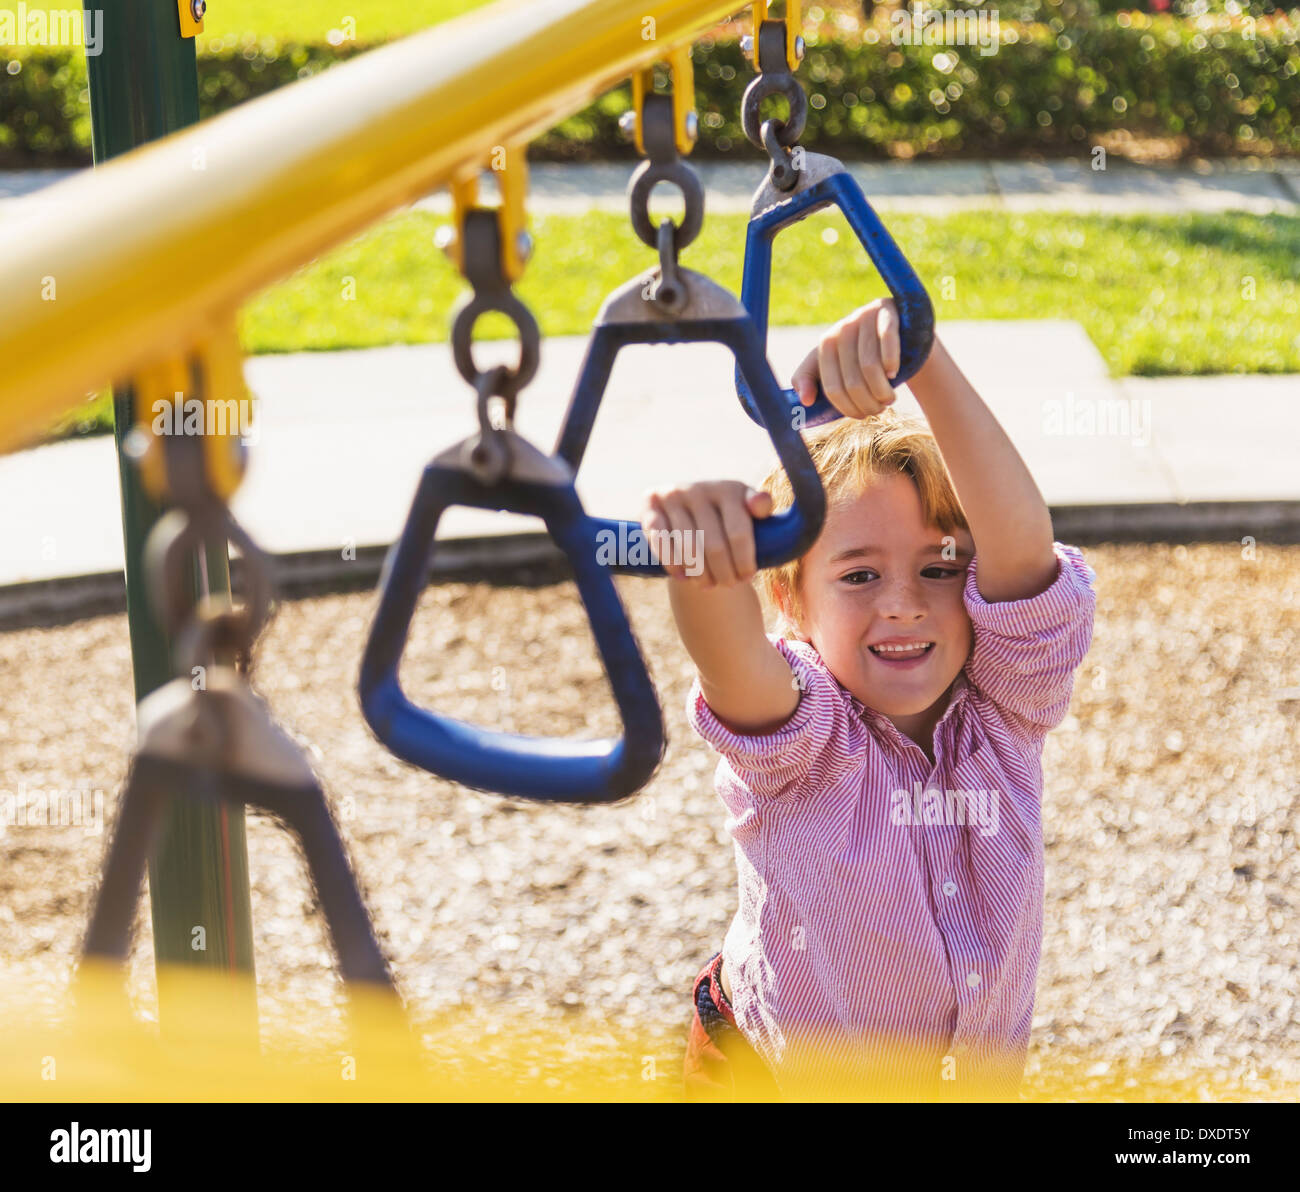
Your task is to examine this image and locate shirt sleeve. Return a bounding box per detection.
[961,542,1097,733]
[685,634,857,803]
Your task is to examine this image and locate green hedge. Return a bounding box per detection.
[0,40,369,161]
[543,16,1300,158]
[2,17,1298,164]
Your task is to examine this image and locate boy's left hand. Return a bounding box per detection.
[790,297,900,419]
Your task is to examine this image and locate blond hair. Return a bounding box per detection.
[756,408,969,640]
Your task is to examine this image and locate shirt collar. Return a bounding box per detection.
[841,672,972,749]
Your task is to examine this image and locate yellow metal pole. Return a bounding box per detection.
[0,0,742,454]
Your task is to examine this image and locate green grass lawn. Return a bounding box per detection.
[238,207,1300,373]
[0,1,494,41]
[50,207,1299,441]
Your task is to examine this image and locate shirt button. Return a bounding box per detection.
[942,881,957,897]
[966,972,981,988]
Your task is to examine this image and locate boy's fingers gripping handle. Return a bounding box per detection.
[877,301,901,378]
[790,355,820,408]
[738,155,935,429]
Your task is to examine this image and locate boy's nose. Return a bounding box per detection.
[877,578,926,621]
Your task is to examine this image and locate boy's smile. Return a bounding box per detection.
[867,638,935,664]
[787,472,975,752]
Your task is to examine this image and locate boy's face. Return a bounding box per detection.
[788,473,975,747]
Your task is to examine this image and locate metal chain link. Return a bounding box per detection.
[143,364,273,682]
[627,82,705,313]
[446,167,542,484]
[741,15,809,192]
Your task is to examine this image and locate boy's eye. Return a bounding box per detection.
[922,566,964,579]
[842,570,876,585]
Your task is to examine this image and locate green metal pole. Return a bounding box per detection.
[83,1,257,1032]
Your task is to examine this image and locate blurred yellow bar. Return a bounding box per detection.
[4,962,1294,1102]
[0,0,741,454]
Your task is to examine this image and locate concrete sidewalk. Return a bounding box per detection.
[4,157,1299,220]
[412,158,1300,216]
[1,321,1297,623]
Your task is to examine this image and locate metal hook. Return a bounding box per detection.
[651,218,689,314]
[761,118,801,192]
[467,364,516,486]
[145,503,273,672]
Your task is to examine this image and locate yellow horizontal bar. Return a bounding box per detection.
[0,0,740,455]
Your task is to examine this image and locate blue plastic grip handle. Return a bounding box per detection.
[555,314,827,576]
[737,165,935,429]
[359,458,665,802]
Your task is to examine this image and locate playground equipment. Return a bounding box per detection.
[361,3,947,796]
[83,11,258,991]
[553,61,827,576]
[85,428,395,995]
[83,263,399,1038]
[357,144,668,804]
[735,2,935,428]
[0,0,932,1093]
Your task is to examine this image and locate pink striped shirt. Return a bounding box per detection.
[686,542,1097,1099]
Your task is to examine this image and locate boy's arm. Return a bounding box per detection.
[653,483,868,802]
[668,579,799,735]
[906,337,1058,603]
[642,480,798,734]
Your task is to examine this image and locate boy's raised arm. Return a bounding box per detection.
[668,580,798,735]
[905,337,1058,602]
[792,299,1058,604]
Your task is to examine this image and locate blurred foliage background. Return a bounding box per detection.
[1,2,1298,163]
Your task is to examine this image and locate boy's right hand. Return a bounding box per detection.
[640,481,774,588]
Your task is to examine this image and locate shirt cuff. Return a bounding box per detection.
[963,542,1096,637]
[686,635,828,775]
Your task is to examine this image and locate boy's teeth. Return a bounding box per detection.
[871,642,932,656]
